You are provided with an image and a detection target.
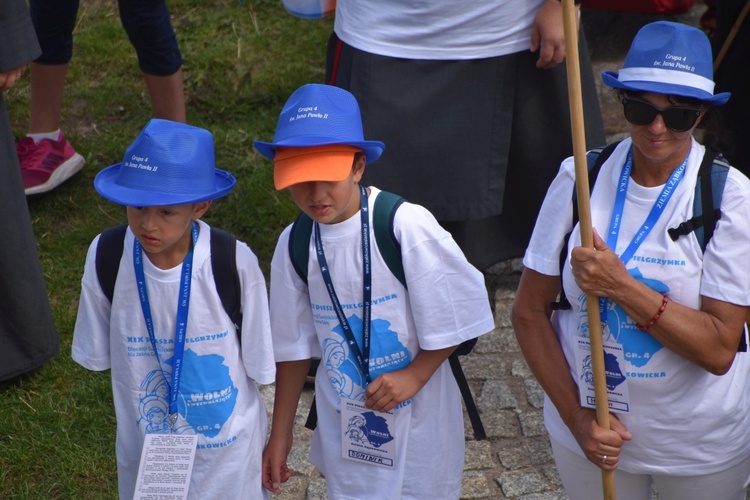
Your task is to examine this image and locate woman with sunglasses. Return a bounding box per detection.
[512,21,750,499]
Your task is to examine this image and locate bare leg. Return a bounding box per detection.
[143,69,186,123]
[28,62,67,134]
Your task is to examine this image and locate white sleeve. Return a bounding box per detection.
[71,235,113,371]
[394,203,495,350]
[269,225,322,361]
[700,167,750,305]
[523,157,577,276]
[236,241,277,385]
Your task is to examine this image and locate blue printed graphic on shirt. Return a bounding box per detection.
[578,267,669,368]
[136,349,237,438]
[581,352,627,390]
[346,412,395,448]
[323,314,411,403]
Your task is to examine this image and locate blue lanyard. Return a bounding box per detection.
[605,147,688,265]
[599,148,688,321]
[134,222,198,421]
[314,185,372,384]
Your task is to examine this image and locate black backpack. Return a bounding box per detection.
[550,143,746,352]
[95,224,243,332]
[290,191,487,440]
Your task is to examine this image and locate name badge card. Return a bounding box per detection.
[341,398,397,469]
[133,433,198,499]
[574,337,632,414]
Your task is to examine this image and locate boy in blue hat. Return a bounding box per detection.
[72,119,275,500]
[256,84,495,499]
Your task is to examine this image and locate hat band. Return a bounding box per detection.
[618,67,715,95]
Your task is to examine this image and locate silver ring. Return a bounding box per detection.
[602,455,608,465]
[15,73,21,78]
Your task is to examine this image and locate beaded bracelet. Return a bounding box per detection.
[636,295,669,332]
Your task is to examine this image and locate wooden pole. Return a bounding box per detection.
[560,1,616,498]
[714,0,750,73]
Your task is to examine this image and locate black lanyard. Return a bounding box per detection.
[314,185,372,384]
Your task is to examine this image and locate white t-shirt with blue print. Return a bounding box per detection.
[72,220,276,499]
[524,138,750,476]
[270,187,495,499]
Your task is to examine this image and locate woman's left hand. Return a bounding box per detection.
[0,66,24,92]
[570,229,629,298]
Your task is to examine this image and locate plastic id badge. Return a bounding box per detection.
[574,337,631,414]
[341,398,397,469]
[133,433,198,499]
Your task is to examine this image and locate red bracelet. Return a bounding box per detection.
[636,295,669,332]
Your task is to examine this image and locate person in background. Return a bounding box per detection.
[325,0,605,271]
[18,0,185,196]
[0,0,59,382]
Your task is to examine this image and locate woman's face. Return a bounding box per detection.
[626,92,704,169]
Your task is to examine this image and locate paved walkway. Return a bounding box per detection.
[260,5,730,499]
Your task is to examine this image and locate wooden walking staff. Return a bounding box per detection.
[560,1,616,498]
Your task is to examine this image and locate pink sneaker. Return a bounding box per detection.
[16,133,86,195]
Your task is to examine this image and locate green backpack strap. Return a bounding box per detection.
[373,191,406,288]
[288,190,406,286]
[289,212,314,285]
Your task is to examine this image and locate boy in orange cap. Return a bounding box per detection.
[255,84,495,499]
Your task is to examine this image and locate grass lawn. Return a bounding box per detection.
[1,0,333,496]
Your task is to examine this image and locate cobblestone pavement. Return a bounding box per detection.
[258,5,733,499]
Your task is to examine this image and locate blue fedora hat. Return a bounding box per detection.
[253,84,385,164]
[95,119,236,206]
[602,21,730,105]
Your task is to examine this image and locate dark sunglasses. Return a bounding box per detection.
[621,98,702,132]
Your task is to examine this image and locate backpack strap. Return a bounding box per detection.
[289,212,314,285]
[289,191,408,288]
[95,224,243,335]
[551,142,620,311]
[665,151,744,352]
[373,191,406,288]
[210,227,243,332]
[667,149,727,252]
[95,224,128,302]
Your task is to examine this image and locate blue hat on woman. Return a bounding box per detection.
[253,84,385,163]
[95,119,236,206]
[602,21,730,105]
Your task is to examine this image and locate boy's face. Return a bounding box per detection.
[126,201,211,269]
[287,155,366,225]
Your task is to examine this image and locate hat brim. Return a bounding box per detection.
[273,146,362,190]
[254,136,385,164]
[94,164,237,206]
[602,71,730,105]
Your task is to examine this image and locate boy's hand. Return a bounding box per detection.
[262,433,294,494]
[365,345,459,412]
[365,369,422,412]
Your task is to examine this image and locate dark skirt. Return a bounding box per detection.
[327,33,606,269]
[0,95,59,382]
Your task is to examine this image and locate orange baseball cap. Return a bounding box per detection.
[273,145,363,190]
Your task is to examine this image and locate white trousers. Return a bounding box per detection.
[550,435,750,500]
